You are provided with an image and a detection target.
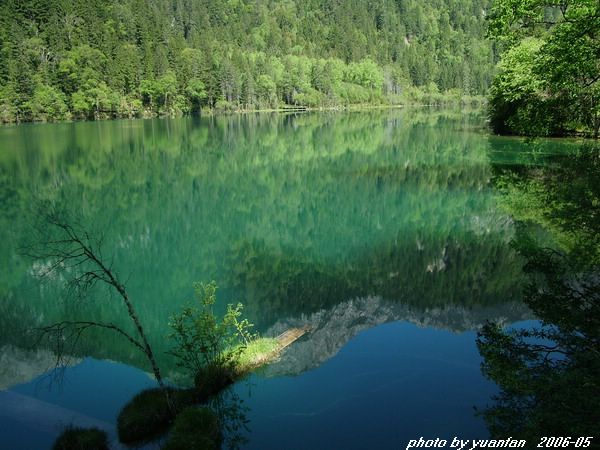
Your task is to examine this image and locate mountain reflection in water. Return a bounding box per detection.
[1,109,578,449]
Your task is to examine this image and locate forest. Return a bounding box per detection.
[0,0,494,122]
[487,0,599,137]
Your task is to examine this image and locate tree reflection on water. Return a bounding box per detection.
[478,144,600,440]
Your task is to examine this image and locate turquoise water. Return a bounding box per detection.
[0,109,562,449]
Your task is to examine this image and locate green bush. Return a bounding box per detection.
[27,83,70,122]
[117,387,196,444]
[168,282,256,383]
[52,427,109,450]
[293,87,324,107]
[163,407,222,450]
[194,362,236,400]
[170,282,279,399]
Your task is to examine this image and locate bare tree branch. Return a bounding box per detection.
[23,205,167,390]
[35,320,146,354]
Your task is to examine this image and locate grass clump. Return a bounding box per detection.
[234,337,279,375]
[192,338,279,396]
[117,387,196,445]
[194,362,236,400]
[163,407,221,450]
[52,426,109,450]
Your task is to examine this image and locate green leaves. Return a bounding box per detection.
[168,281,256,381]
[488,0,600,136]
[185,79,207,101]
[224,302,256,346]
[487,0,545,41]
[494,38,544,102]
[26,82,70,121]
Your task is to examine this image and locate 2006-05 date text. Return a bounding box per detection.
[538,437,593,447]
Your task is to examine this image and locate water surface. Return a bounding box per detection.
[0,110,566,449]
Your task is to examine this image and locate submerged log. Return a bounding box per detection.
[275,326,311,351]
[241,326,312,371]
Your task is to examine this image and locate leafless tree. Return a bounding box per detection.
[24,205,166,390]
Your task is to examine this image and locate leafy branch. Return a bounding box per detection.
[168,281,257,382]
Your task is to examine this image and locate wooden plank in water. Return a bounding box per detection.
[275,325,311,350]
[243,326,311,371]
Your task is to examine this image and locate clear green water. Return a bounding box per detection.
[0,110,573,449]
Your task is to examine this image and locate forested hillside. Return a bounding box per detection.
[0,0,494,122]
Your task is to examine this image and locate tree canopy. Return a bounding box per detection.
[487,0,600,136]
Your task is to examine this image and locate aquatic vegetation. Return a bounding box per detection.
[169,282,280,385]
[192,337,280,396]
[118,284,283,445]
[116,336,280,445]
[163,407,222,450]
[52,426,109,450]
[193,362,236,400]
[116,387,196,445]
[117,337,281,446]
[168,282,252,375]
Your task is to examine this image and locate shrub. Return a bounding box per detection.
[168,282,256,383]
[194,362,236,399]
[163,407,222,450]
[117,387,196,444]
[52,427,108,450]
[169,282,279,399]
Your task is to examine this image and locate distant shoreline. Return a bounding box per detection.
[1,96,487,127]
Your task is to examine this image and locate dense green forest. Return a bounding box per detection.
[0,0,494,122]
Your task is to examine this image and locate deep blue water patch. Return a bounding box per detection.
[234,321,497,450]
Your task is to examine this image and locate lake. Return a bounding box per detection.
[0,109,574,449]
